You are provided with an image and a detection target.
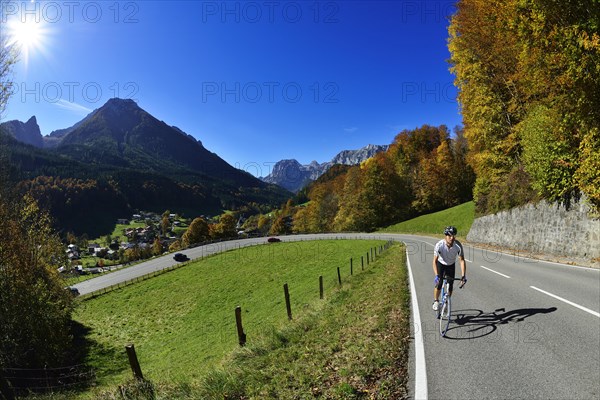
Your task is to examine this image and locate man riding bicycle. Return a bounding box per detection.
[432,226,467,311]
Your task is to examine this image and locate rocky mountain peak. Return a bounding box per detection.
[262,144,389,192]
[0,115,44,147]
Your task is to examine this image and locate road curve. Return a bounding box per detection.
[72,233,600,399]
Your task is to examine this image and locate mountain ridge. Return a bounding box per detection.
[262,144,389,192]
[0,98,291,236]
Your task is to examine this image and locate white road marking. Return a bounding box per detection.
[480,265,511,279]
[530,286,600,318]
[406,250,428,400]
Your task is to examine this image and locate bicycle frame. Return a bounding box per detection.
[437,276,463,337]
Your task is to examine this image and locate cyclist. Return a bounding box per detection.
[432,226,467,311]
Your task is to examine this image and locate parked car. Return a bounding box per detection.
[267,237,281,243]
[173,253,189,262]
[67,287,80,297]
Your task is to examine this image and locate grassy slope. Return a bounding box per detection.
[225,243,411,399]
[380,201,475,239]
[63,239,409,399]
[38,203,477,399]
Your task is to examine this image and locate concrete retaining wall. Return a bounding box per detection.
[467,196,600,263]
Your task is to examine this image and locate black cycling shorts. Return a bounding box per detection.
[435,260,456,291]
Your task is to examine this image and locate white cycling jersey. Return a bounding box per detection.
[434,239,464,265]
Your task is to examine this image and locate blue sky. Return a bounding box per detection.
[2,0,460,177]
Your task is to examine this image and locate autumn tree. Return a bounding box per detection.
[449,0,600,213]
[411,127,475,213]
[449,0,527,213]
[152,238,163,256]
[161,210,171,237]
[387,125,472,216]
[302,175,344,232]
[359,153,410,230]
[257,214,272,234]
[451,126,477,203]
[0,28,17,116]
[123,247,136,262]
[169,239,182,252]
[270,199,295,235]
[291,206,309,233]
[210,213,237,239]
[412,143,448,213]
[0,191,74,368]
[181,217,210,247]
[332,166,366,231]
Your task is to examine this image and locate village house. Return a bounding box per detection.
[66,244,80,260]
[88,243,101,255]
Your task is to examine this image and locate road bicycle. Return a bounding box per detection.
[436,276,466,337]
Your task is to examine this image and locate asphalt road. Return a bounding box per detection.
[72,236,269,295]
[72,233,600,399]
[400,234,600,400]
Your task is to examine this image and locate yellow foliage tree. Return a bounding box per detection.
[449,0,600,213]
[0,192,74,368]
[182,217,209,247]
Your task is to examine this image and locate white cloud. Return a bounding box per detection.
[344,127,358,133]
[54,99,92,115]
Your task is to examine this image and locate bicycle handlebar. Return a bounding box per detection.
[442,276,467,289]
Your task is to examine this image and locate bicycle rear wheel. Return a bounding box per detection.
[439,295,451,337]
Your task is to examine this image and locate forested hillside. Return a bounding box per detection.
[266,125,475,234]
[0,99,291,237]
[448,0,600,214]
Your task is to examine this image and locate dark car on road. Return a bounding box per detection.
[267,237,281,243]
[173,253,189,262]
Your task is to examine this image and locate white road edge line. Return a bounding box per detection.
[530,286,600,318]
[480,265,511,279]
[406,249,428,400]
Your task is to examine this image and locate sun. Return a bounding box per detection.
[5,17,48,67]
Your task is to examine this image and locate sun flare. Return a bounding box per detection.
[5,17,48,66]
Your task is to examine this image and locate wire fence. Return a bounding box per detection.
[79,261,188,301]
[78,234,393,301]
[1,364,95,397]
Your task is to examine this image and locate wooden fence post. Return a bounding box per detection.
[319,276,324,299]
[361,256,364,270]
[125,344,144,381]
[283,283,292,320]
[350,258,353,275]
[337,267,342,285]
[235,306,247,346]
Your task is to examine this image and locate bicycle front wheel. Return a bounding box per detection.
[439,296,451,337]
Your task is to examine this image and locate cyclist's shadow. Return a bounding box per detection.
[444,307,557,340]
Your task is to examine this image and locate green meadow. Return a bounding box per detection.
[63,239,409,398]
[380,201,475,239]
